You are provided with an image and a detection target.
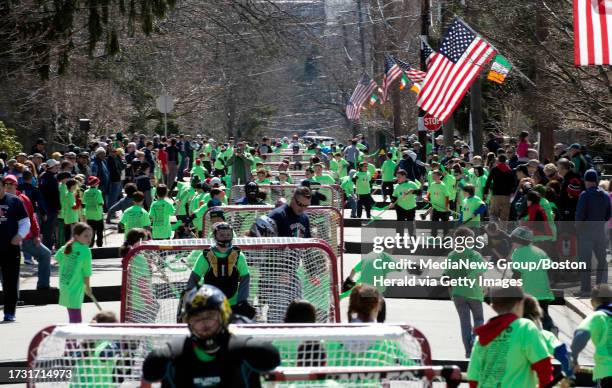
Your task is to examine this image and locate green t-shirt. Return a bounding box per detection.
[56,241,92,309]
[443,174,457,202]
[177,186,195,216]
[120,205,151,234]
[355,171,372,195]
[202,143,213,161]
[467,318,551,387]
[393,180,421,210]
[428,181,450,212]
[340,176,354,196]
[58,182,67,220]
[330,158,349,178]
[443,249,486,301]
[511,245,554,301]
[381,160,396,182]
[461,195,485,226]
[190,164,207,182]
[367,163,376,177]
[61,189,79,224]
[189,192,206,216]
[191,247,250,305]
[72,340,116,387]
[354,252,397,293]
[577,310,611,379]
[540,329,561,356]
[313,174,335,185]
[83,188,104,221]
[129,253,153,314]
[149,199,175,239]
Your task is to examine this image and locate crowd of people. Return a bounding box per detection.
[0,130,609,386]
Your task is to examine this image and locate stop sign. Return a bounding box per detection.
[424,114,442,131]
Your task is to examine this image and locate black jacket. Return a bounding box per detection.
[38,171,60,214]
[483,163,516,196]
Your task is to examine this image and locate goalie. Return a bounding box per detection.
[187,222,255,319]
[143,284,280,387]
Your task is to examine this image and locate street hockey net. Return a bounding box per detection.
[27,324,460,387]
[121,238,340,324]
[201,205,344,267]
[228,184,344,212]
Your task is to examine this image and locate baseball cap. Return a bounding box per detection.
[46,159,60,168]
[210,177,222,186]
[584,169,598,183]
[2,174,18,184]
[566,143,580,151]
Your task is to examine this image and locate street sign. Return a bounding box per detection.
[423,113,442,131]
[156,94,174,114]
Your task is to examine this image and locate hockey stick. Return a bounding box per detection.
[86,289,103,311]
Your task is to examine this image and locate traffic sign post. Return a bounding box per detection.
[156,94,174,137]
[423,113,442,132]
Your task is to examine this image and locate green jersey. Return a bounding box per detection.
[367,163,376,177]
[443,249,487,301]
[442,174,457,202]
[190,164,207,182]
[510,245,554,301]
[381,160,396,182]
[120,205,151,234]
[56,241,92,309]
[355,171,372,195]
[461,195,485,226]
[83,187,104,221]
[467,318,551,388]
[149,199,176,239]
[577,310,611,379]
[58,182,67,220]
[313,174,335,185]
[191,247,250,305]
[393,180,421,210]
[177,186,195,216]
[340,176,354,196]
[427,181,450,212]
[330,158,349,178]
[202,143,213,161]
[62,190,80,225]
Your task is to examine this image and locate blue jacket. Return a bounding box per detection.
[91,157,110,192]
[575,186,611,233]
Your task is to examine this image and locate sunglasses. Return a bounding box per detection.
[295,197,310,208]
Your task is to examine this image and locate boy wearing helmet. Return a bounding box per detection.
[188,222,254,318]
[143,284,280,387]
[237,181,267,205]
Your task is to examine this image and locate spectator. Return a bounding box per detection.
[106,147,125,208]
[343,139,360,169]
[0,175,31,322]
[557,158,584,221]
[165,138,180,189]
[483,154,515,221]
[485,132,500,154]
[227,144,254,185]
[106,182,137,223]
[30,138,48,160]
[39,159,61,250]
[517,130,530,162]
[566,143,589,176]
[75,152,91,178]
[575,170,611,296]
[4,174,51,290]
[90,147,110,206]
[284,300,317,323]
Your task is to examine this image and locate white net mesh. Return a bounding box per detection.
[228,184,344,212]
[261,153,312,162]
[201,206,343,264]
[121,238,339,324]
[28,324,457,387]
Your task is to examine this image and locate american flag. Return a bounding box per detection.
[346,72,377,121]
[394,56,427,83]
[421,38,436,69]
[573,0,611,66]
[381,54,403,103]
[417,18,495,123]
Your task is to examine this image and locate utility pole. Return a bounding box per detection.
[356,0,367,69]
[467,1,483,156]
[417,0,430,161]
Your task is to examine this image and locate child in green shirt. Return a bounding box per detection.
[509,226,556,332]
[388,169,421,235]
[571,284,611,385]
[83,176,105,247]
[467,286,553,387]
[55,222,94,323]
[149,184,176,240]
[459,184,486,228]
[354,162,373,219]
[120,191,151,236]
[63,178,82,241]
[443,227,486,357]
[380,153,397,203]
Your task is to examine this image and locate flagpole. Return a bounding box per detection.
[453,15,537,88]
[417,0,430,163]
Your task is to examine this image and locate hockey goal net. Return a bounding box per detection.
[228,184,344,212]
[121,238,340,324]
[201,205,344,266]
[27,324,460,387]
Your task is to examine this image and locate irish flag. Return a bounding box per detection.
[487,55,512,84]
